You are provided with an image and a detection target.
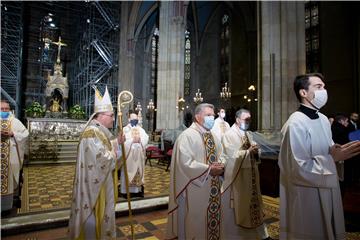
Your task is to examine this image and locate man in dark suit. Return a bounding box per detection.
[348,112,359,132]
[331,114,351,196]
[332,114,350,145]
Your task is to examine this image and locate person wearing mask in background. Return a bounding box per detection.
[0,100,29,213]
[221,108,272,240]
[279,73,360,240]
[120,112,149,198]
[166,103,225,239]
[211,108,230,141]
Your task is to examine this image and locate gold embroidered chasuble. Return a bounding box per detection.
[203,131,222,239]
[68,120,119,240]
[1,119,11,195]
[166,123,224,240]
[221,124,264,229]
[1,115,29,210]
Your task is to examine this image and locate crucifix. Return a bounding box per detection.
[51,36,67,63]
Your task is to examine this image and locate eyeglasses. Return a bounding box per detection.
[102,113,114,118]
[240,118,251,122]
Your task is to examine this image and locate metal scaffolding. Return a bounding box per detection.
[21,1,84,109]
[1,2,23,116]
[70,1,120,117]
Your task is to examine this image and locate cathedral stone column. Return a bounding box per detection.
[156,1,186,129]
[118,2,136,93]
[117,2,141,127]
[258,2,306,130]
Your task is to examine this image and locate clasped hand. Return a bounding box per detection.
[117,132,125,145]
[1,130,14,139]
[132,136,141,143]
[248,144,259,155]
[209,162,224,176]
[330,140,360,162]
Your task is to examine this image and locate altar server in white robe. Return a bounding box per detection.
[221,108,271,240]
[0,100,29,212]
[211,108,230,141]
[120,112,149,197]
[69,87,124,240]
[166,103,225,239]
[279,73,360,240]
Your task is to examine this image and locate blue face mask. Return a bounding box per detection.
[203,116,215,130]
[0,111,10,119]
[130,119,138,127]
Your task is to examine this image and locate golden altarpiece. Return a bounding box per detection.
[27,37,86,164]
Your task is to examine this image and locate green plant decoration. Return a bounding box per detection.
[25,101,45,118]
[69,104,86,119]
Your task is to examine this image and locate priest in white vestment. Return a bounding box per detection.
[0,100,29,212]
[69,87,124,240]
[279,73,360,240]
[221,109,271,240]
[166,103,225,240]
[120,112,149,198]
[211,108,230,141]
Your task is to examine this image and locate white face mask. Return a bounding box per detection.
[311,89,328,109]
[219,112,225,119]
[240,122,249,131]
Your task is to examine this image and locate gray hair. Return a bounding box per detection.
[235,108,250,119]
[194,103,214,115]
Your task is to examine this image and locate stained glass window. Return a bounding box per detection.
[184,30,191,96]
[151,28,159,96]
[220,14,230,88]
[305,2,320,73]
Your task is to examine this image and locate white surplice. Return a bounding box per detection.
[1,115,29,211]
[166,122,225,239]
[120,124,149,194]
[279,111,346,240]
[68,120,119,240]
[211,117,230,141]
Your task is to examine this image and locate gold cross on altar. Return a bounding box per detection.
[51,36,67,63]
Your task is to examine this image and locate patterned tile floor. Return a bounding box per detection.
[5,201,280,240]
[19,161,170,213]
[4,196,360,239]
[3,209,168,240]
[8,161,360,239]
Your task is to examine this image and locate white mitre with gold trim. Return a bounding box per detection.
[94,86,113,113]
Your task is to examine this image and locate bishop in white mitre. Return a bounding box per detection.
[69,87,123,240]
